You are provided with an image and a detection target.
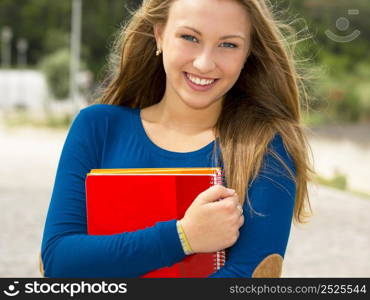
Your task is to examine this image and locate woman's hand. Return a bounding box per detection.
[179,184,244,253]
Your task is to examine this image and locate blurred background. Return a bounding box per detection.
[0,0,369,277]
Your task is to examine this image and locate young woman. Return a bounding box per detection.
[41,0,313,278]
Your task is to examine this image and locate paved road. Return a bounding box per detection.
[283,184,370,277]
[0,124,369,277]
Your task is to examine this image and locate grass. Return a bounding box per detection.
[348,189,370,200]
[3,110,72,130]
[313,174,347,190]
[312,174,370,200]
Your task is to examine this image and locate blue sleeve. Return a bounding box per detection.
[208,134,296,278]
[40,108,186,277]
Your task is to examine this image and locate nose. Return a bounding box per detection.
[193,50,216,74]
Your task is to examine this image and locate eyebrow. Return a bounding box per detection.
[178,26,246,41]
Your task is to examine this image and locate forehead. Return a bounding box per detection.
[168,0,251,35]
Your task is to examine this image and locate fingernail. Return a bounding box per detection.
[227,188,235,194]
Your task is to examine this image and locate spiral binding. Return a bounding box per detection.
[210,168,227,270]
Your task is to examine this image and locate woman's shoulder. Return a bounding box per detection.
[268,133,289,156]
[76,104,138,130]
[269,133,284,151]
[266,133,296,174]
[69,104,138,136]
[79,103,137,117]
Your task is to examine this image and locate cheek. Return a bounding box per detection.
[225,53,245,69]
[165,41,197,65]
[218,59,243,79]
[162,55,185,87]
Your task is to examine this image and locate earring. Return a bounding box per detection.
[156,47,162,56]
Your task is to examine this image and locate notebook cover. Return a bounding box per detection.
[85,169,224,277]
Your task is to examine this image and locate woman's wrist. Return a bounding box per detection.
[176,220,194,255]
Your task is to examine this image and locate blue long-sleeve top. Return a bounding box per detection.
[41,104,296,278]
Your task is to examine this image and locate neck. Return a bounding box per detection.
[151,96,223,136]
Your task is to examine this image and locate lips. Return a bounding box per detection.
[183,72,219,91]
[185,72,218,81]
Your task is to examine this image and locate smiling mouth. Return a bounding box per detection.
[184,72,219,86]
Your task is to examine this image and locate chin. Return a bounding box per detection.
[181,97,218,110]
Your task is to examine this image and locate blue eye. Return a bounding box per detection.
[181,34,198,42]
[221,42,237,48]
[181,34,238,48]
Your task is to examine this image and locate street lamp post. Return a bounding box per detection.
[69,0,82,113]
[17,38,28,68]
[1,26,13,68]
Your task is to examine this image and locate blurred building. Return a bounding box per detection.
[0,70,48,116]
[0,69,90,118]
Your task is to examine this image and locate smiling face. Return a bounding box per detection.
[154,0,251,110]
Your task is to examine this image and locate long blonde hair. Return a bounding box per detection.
[95,0,315,224]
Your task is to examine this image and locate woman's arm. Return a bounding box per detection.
[208,134,296,278]
[41,108,186,277]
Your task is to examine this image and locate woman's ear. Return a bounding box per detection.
[153,23,165,48]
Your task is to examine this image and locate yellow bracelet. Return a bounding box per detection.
[176,220,194,255]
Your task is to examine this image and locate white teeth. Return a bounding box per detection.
[186,73,215,86]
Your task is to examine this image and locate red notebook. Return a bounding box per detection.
[85,167,226,278]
